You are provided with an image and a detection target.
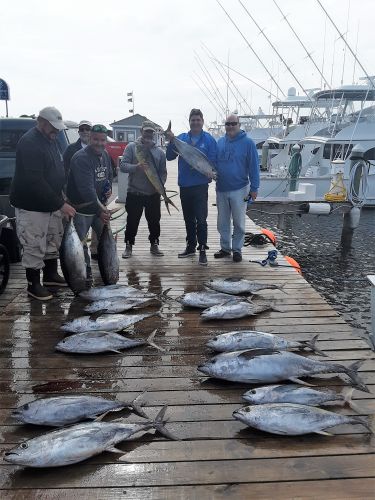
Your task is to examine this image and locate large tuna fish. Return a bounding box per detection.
[79,285,156,301]
[178,290,240,309]
[135,142,178,215]
[4,407,178,467]
[205,277,284,295]
[197,349,369,392]
[98,225,119,285]
[61,312,155,333]
[84,296,154,314]
[166,121,217,180]
[200,300,280,320]
[207,331,325,356]
[233,403,372,436]
[242,385,360,412]
[11,393,147,426]
[56,329,164,354]
[59,218,88,294]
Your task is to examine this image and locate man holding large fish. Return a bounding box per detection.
[66,124,112,282]
[166,108,217,266]
[120,121,170,259]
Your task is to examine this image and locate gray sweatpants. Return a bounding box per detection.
[15,209,63,269]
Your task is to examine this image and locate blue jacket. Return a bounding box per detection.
[166,130,217,187]
[216,130,260,193]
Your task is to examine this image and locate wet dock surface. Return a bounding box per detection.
[1,165,374,499]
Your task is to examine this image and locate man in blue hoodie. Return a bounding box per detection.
[166,109,217,266]
[215,114,260,262]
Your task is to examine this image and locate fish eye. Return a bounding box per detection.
[250,389,256,394]
[211,359,217,364]
[212,337,217,342]
[23,404,29,410]
[244,407,250,412]
[20,442,28,449]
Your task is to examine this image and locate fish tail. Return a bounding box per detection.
[164,121,172,135]
[270,301,283,313]
[165,196,179,214]
[157,288,175,303]
[152,405,180,440]
[146,329,165,352]
[129,391,148,419]
[351,415,375,434]
[303,335,327,357]
[345,360,370,393]
[340,387,362,413]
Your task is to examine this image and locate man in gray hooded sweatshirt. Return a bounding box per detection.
[119,121,167,258]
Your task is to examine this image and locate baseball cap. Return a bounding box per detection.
[91,124,108,133]
[78,120,92,128]
[141,120,156,132]
[38,106,66,130]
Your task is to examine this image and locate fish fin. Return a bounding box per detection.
[128,391,148,419]
[277,283,289,294]
[110,349,124,355]
[289,377,315,387]
[146,329,165,352]
[165,121,172,135]
[315,430,334,436]
[351,415,375,434]
[346,360,370,393]
[94,411,111,422]
[106,446,126,454]
[89,310,107,321]
[341,387,362,413]
[302,334,328,357]
[157,288,174,303]
[165,197,179,214]
[270,301,283,313]
[152,405,180,441]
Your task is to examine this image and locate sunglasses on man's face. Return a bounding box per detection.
[79,127,91,132]
[225,121,239,126]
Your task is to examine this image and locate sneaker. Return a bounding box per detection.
[150,244,164,256]
[178,247,196,258]
[233,251,242,262]
[122,243,132,259]
[214,249,231,259]
[198,247,208,266]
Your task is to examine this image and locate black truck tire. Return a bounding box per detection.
[0,243,10,294]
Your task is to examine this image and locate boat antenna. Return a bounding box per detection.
[352,20,360,84]
[272,0,331,89]
[321,14,328,88]
[194,50,227,110]
[216,0,285,97]
[237,0,312,100]
[340,0,351,85]
[200,42,257,118]
[316,0,375,89]
[191,75,224,117]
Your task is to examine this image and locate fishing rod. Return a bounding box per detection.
[191,75,224,117]
[272,0,331,89]
[316,0,375,89]
[192,71,226,114]
[200,42,258,120]
[238,0,312,101]
[194,50,227,110]
[216,0,285,98]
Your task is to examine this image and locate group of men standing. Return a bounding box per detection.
[120,108,259,267]
[10,105,259,301]
[10,108,113,300]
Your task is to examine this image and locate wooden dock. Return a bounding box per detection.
[0,163,374,499]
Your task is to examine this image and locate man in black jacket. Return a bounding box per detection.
[10,106,76,300]
[67,124,112,281]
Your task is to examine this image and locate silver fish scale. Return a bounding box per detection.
[201,301,271,320]
[61,313,153,333]
[4,420,148,467]
[172,137,216,180]
[206,278,278,295]
[207,331,291,351]
[233,403,364,435]
[56,331,145,353]
[59,219,87,294]
[79,285,155,301]
[180,291,239,309]
[84,296,152,314]
[12,395,125,426]
[242,384,344,406]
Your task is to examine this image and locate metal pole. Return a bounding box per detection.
[5,100,8,117]
[366,275,375,349]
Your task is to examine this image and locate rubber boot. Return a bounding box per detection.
[43,259,67,287]
[26,269,53,301]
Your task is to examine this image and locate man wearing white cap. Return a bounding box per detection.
[10,106,76,301]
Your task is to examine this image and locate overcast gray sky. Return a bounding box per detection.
[1,0,374,132]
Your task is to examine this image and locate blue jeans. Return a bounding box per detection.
[216,185,249,253]
[180,184,208,248]
[74,214,103,277]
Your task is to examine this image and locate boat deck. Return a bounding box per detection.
[0,165,374,499]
